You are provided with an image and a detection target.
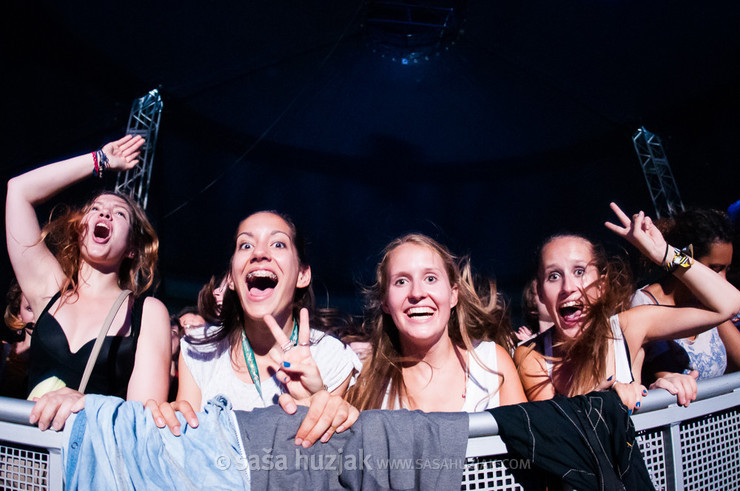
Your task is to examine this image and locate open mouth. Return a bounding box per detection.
[406,307,434,319]
[558,300,583,323]
[93,222,111,241]
[246,270,278,293]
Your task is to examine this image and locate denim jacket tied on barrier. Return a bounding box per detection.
[64,394,250,490]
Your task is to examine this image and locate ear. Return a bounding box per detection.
[450,284,459,309]
[296,265,312,289]
[228,274,236,291]
[126,249,135,259]
[381,300,390,314]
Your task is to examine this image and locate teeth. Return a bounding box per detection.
[560,301,581,308]
[407,307,434,316]
[247,271,278,281]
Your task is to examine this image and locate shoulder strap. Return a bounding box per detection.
[78,290,132,394]
[641,289,660,305]
[40,291,62,317]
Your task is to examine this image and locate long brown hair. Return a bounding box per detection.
[346,233,511,410]
[40,191,158,298]
[534,234,634,396]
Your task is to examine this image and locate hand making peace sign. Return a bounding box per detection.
[265,308,324,399]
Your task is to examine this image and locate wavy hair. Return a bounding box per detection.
[532,234,634,397]
[40,191,158,298]
[346,233,512,410]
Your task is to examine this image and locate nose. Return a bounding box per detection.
[98,207,111,219]
[561,273,578,295]
[408,280,426,302]
[249,241,271,262]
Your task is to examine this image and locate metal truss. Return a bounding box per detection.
[632,127,684,219]
[115,89,163,210]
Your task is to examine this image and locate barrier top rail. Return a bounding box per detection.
[3,371,740,435]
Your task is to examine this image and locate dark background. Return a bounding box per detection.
[2,1,739,320]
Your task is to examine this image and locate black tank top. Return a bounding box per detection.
[28,291,145,398]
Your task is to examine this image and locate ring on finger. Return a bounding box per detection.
[298,342,311,347]
[281,341,294,353]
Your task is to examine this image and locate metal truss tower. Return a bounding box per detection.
[115,89,163,210]
[632,127,684,219]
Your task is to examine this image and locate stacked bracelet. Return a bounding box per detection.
[663,244,694,273]
[91,149,109,178]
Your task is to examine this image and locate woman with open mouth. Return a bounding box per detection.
[515,203,740,411]
[347,234,527,412]
[150,211,362,446]
[5,135,172,431]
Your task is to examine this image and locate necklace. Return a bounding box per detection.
[240,319,299,402]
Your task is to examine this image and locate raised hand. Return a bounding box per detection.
[604,202,667,265]
[265,308,324,399]
[102,135,146,172]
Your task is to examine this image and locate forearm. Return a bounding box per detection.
[8,152,96,206]
[673,259,740,318]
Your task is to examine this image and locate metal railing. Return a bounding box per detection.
[2,372,739,490]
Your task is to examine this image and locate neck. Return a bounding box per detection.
[400,334,458,370]
[76,261,124,296]
[243,311,294,355]
[648,278,692,306]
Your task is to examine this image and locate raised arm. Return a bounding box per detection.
[605,203,740,348]
[6,135,144,314]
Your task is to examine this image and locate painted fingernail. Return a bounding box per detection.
[283,361,291,368]
[628,409,632,416]
[283,376,290,383]
[642,389,648,396]
[636,401,640,408]
[607,376,613,381]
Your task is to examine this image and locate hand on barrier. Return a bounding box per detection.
[145,399,199,437]
[598,378,648,415]
[30,387,86,431]
[649,370,699,407]
[279,390,359,448]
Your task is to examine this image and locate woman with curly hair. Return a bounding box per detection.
[515,203,740,411]
[347,233,526,412]
[5,135,171,431]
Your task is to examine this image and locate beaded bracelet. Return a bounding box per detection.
[664,244,694,273]
[91,151,100,178]
[92,149,109,178]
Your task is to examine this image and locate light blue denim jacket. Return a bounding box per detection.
[65,394,250,490]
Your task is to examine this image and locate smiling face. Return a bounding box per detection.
[79,194,134,267]
[538,236,602,339]
[382,242,458,352]
[230,212,311,324]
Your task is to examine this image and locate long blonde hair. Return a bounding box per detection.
[346,234,511,410]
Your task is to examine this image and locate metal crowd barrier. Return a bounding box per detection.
[2,372,739,490]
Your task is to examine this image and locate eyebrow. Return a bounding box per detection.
[236,230,292,239]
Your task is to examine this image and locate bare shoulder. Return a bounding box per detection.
[140,297,171,329]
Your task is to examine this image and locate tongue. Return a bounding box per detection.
[562,309,582,322]
[249,287,274,297]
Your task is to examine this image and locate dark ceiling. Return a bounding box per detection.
[2,0,740,315]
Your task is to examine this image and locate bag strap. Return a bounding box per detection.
[78,289,132,394]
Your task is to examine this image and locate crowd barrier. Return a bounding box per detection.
[2,372,739,490]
